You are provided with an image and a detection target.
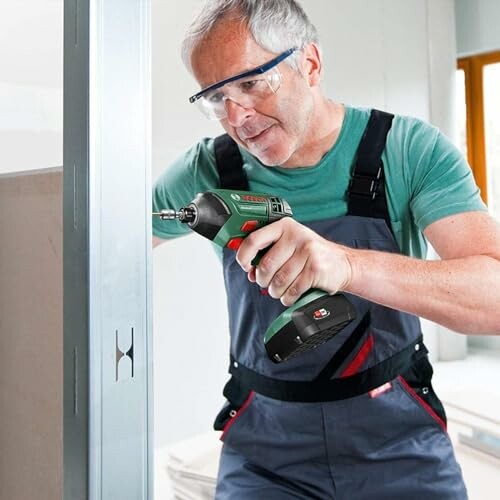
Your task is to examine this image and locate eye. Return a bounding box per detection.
[239,79,261,92]
[206,91,224,104]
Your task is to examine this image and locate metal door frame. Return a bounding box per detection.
[63,1,152,498]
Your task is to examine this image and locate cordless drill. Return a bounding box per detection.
[153,189,356,363]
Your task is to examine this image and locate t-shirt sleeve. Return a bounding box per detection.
[152,137,220,239]
[407,120,487,231]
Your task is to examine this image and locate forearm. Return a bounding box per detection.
[344,247,500,335]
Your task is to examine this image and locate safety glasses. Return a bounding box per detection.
[189,48,297,120]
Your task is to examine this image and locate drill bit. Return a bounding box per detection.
[152,209,182,220]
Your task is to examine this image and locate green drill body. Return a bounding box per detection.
[173,189,292,246]
[154,189,355,363]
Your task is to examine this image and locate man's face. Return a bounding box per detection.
[191,19,317,167]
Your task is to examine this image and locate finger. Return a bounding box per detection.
[280,261,315,307]
[247,267,256,283]
[254,235,298,288]
[236,220,287,271]
[265,250,307,299]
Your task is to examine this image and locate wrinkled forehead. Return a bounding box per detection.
[190,17,278,89]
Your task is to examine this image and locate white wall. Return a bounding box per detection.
[455,0,500,56]
[0,1,63,174]
[152,0,458,449]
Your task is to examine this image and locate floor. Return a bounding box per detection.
[433,349,500,500]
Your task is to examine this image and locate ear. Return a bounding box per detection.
[301,43,322,87]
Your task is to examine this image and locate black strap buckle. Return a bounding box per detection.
[348,165,382,201]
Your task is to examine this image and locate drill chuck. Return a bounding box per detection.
[154,207,196,223]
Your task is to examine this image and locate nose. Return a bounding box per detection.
[224,98,255,127]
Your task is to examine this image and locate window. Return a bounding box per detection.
[484,62,500,219]
[457,51,500,220]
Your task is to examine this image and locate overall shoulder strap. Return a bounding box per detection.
[347,109,394,228]
[213,134,249,190]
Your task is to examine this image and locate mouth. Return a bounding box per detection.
[241,125,273,144]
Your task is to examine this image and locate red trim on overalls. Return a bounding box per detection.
[220,391,256,441]
[340,333,375,378]
[399,376,447,432]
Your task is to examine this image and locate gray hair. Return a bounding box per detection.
[181,0,321,74]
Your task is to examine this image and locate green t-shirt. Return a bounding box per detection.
[153,106,486,259]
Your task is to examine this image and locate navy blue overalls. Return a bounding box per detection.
[212,110,467,499]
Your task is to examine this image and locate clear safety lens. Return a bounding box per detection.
[195,68,282,120]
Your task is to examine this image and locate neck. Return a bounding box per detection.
[283,98,345,168]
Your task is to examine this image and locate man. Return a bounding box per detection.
[153,0,500,498]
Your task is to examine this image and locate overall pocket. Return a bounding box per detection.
[398,353,447,432]
[216,391,256,441]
